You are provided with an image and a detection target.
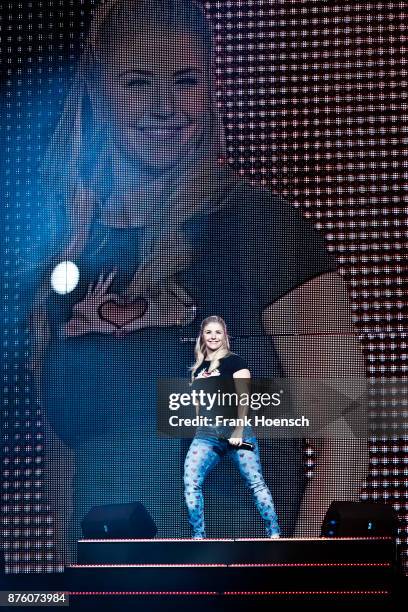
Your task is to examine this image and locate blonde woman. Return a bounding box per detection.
[28,0,366,560]
[184,316,280,539]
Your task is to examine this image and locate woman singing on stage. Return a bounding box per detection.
[184,315,281,539]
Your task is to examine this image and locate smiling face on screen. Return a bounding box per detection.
[90,23,211,174]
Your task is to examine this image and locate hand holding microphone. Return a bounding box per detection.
[220,436,254,451]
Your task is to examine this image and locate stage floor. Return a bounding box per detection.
[1,537,404,611]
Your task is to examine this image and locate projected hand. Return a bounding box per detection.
[111,284,197,337]
[63,271,120,336]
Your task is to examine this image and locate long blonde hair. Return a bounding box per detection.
[189,315,233,382]
[37,0,240,304]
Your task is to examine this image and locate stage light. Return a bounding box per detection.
[50,261,79,295]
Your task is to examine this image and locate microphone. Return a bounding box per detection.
[219,437,254,452]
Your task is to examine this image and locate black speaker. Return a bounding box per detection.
[81,502,157,538]
[321,501,399,537]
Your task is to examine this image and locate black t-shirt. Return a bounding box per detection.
[39,176,338,435]
[39,177,337,442]
[192,353,252,439]
[193,353,248,380]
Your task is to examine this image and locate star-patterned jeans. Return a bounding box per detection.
[183,435,280,538]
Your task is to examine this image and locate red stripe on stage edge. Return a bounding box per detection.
[69,562,391,569]
[78,536,393,542]
[70,564,227,568]
[224,590,391,596]
[67,590,391,596]
[68,591,219,596]
[78,538,235,542]
[228,562,391,568]
[234,537,393,541]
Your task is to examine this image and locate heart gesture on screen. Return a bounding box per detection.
[111,283,197,337]
[63,270,197,337]
[63,271,121,336]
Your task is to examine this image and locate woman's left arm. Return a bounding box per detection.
[262,270,369,537]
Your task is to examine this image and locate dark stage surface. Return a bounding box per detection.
[1,536,403,611]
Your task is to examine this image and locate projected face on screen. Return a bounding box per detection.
[88,26,209,172]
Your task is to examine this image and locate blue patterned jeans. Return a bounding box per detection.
[183,435,280,538]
